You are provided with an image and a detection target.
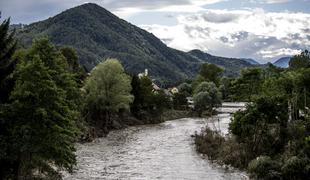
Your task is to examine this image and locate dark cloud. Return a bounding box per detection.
[201,11,239,23]
[288,33,301,39]
[231,31,249,41]
[220,36,229,43]
[184,25,210,38]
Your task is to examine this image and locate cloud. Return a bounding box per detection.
[249,0,292,4]
[0,0,227,22]
[258,48,302,58]
[201,11,240,23]
[1,0,309,63]
[141,9,310,63]
[263,0,292,4]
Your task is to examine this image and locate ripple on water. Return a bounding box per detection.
[64,107,248,180]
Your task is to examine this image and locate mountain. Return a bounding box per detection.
[273,57,291,68]
[188,50,255,77]
[241,58,259,65]
[16,3,253,84]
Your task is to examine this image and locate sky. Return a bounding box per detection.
[1,0,310,63]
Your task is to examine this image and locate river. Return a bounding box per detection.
[64,103,247,180]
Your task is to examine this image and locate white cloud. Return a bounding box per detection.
[249,0,292,4]
[263,0,291,4]
[258,48,302,58]
[140,9,310,63]
[112,0,226,18]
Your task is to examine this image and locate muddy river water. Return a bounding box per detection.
[64,103,248,180]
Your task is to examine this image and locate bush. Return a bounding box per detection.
[248,156,281,180]
[195,127,224,160]
[281,156,309,180]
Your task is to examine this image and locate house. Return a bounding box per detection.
[186,97,194,109]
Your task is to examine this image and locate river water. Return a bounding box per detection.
[64,104,247,180]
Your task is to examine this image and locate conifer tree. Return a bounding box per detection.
[1,38,80,179]
[0,18,17,179]
[0,18,17,103]
[8,55,78,179]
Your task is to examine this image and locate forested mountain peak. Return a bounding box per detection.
[16,3,253,84]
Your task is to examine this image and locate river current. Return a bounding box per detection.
[64,103,247,180]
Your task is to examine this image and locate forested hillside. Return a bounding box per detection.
[16,3,253,84]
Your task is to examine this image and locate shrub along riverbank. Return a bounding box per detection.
[195,52,310,179]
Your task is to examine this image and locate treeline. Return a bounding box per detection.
[195,51,310,179]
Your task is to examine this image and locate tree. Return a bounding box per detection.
[0,18,17,103]
[199,63,224,85]
[0,18,18,179]
[178,82,192,97]
[194,82,221,108]
[173,92,188,109]
[219,77,234,101]
[230,96,288,156]
[0,38,81,179]
[60,47,87,86]
[84,59,133,130]
[60,47,80,72]
[130,75,143,118]
[27,38,82,109]
[193,82,221,116]
[139,76,154,109]
[193,92,212,116]
[153,90,171,114]
[6,56,78,179]
[289,50,310,69]
[231,68,263,101]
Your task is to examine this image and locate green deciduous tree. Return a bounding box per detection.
[178,82,192,97]
[173,92,188,109]
[289,50,310,69]
[230,96,288,158]
[193,82,221,116]
[231,68,263,101]
[199,63,224,85]
[84,59,133,131]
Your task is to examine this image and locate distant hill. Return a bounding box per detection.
[15,3,254,84]
[188,50,255,77]
[273,57,291,68]
[241,58,259,65]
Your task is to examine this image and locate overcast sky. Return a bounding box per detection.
[1,0,310,63]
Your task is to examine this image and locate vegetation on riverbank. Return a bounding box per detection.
[195,51,310,179]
